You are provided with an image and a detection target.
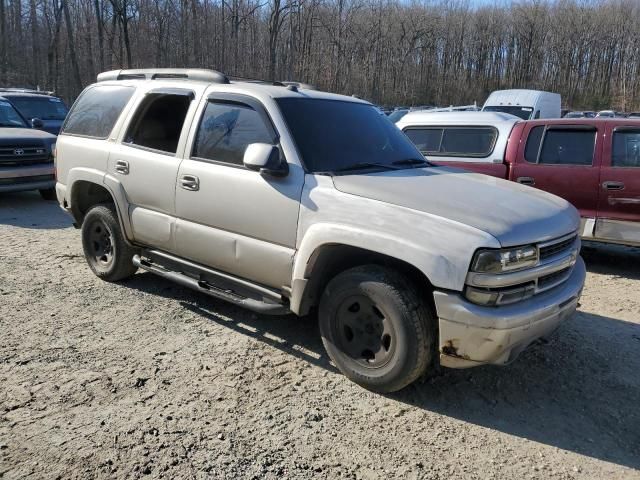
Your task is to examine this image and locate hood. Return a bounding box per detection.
[0,127,56,141]
[332,167,580,247]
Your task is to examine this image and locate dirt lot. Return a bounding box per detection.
[0,191,639,480]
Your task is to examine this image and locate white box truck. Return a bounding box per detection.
[482,89,561,120]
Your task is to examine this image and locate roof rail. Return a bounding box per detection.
[228,75,286,87]
[97,69,230,84]
[281,81,316,91]
[0,87,56,96]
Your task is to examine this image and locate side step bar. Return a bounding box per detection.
[132,250,290,316]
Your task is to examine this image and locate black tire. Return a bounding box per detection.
[319,265,435,393]
[39,188,56,200]
[81,204,138,282]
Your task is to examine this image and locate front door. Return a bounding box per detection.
[174,94,304,289]
[594,125,640,245]
[510,122,603,223]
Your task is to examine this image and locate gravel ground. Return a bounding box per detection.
[1,191,639,480]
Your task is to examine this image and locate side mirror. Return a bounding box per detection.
[243,143,288,177]
[31,118,44,129]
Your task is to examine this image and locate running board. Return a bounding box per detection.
[132,250,290,315]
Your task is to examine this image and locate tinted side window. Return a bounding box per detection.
[62,86,134,138]
[524,125,544,162]
[124,93,192,154]
[404,128,442,153]
[193,101,274,165]
[539,129,595,166]
[612,131,640,167]
[439,127,497,157]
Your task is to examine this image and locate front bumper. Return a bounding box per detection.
[435,256,586,368]
[0,164,55,193]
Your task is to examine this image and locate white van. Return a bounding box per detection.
[482,89,561,120]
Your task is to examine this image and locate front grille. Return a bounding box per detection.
[538,267,571,290]
[0,174,54,186]
[539,235,576,261]
[0,145,50,165]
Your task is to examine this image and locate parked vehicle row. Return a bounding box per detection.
[397,111,640,248]
[53,69,585,393]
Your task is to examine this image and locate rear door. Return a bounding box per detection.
[402,125,508,177]
[594,125,640,245]
[109,88,198,251]
[510,122,603,220]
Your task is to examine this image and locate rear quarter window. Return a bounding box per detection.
[404,126,497,158]
[62,85,135,139]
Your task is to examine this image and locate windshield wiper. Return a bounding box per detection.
[391,158,432,167]
[333,162,399,173]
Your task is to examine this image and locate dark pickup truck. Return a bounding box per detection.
[398,112,640,248]
[0,97,57,199]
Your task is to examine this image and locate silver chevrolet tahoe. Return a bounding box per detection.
[55,69,586,392]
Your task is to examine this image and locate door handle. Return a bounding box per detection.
[115,160,129,175]
[517,176,535,186]
[602,181,625,191]
[180,174,200,191]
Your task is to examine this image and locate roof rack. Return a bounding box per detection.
[0,87,56,96]
[97,69,230,84]
[228,76,316,90]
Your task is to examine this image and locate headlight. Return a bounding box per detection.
[465,283,535,306]
[471,245,538,273]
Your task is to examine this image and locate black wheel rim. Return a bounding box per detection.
[87,220,115,267]
[333,294,396,368]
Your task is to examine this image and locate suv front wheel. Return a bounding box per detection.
[319,265,435,393]
[81,204,138,282]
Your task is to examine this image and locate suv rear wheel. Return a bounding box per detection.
[81,204,138,282]
[319,265,434,393]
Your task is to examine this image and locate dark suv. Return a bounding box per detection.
[0,89,69,135]
[0,96,57,199]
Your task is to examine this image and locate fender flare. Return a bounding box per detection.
[66,167,134,241]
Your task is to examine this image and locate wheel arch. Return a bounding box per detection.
[290,242,437,317]
[67,168,133,242]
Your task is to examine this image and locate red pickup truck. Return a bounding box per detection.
[397,112,640,247]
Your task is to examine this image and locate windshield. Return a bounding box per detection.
[276,98,426,173]
[6,96,69,120]
[0,100,28,128]
[483,105,533,120]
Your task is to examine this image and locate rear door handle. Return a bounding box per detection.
[115,160,129,175]
[517,176,535,186]
[602,181,625,191]
[180,174,200,191]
